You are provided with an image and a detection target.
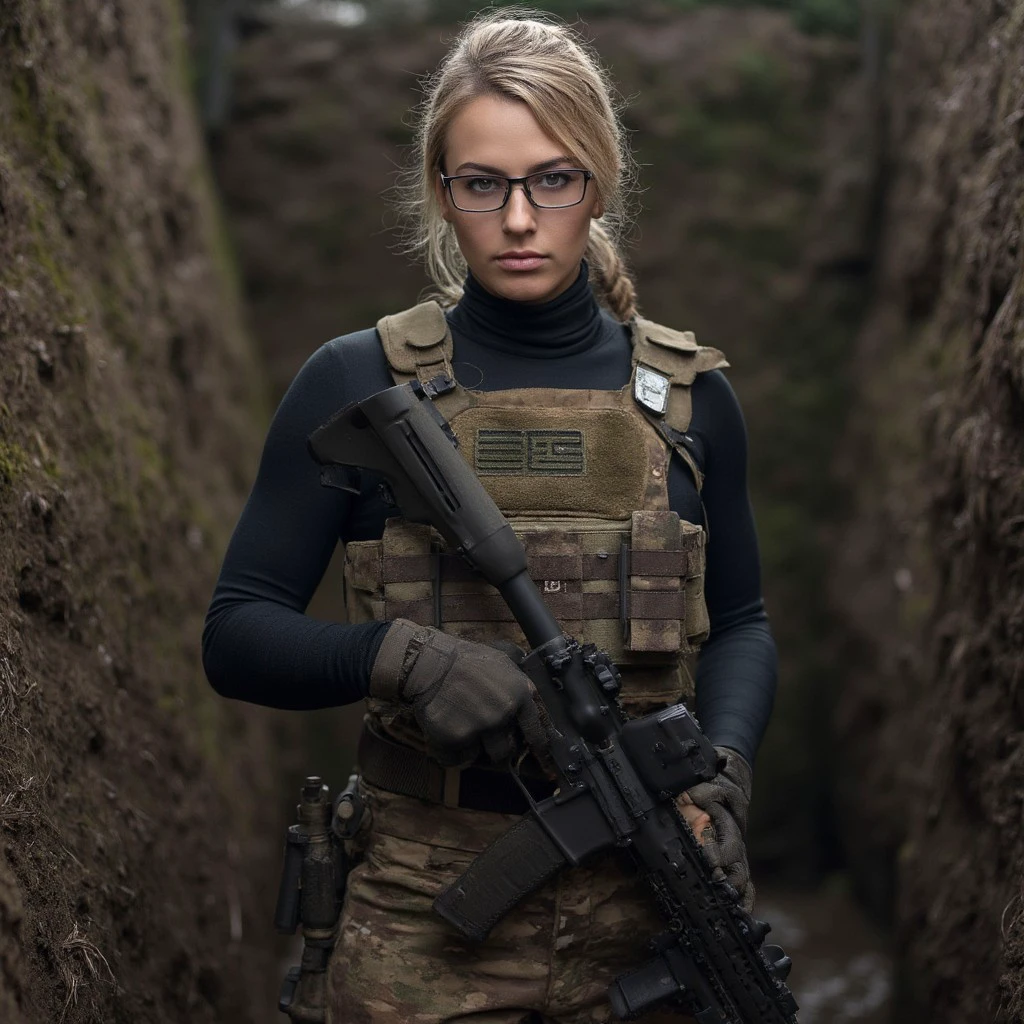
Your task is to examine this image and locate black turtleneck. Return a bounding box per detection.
[202,265,777,765]
[449,262,603,358]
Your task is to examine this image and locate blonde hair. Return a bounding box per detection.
[401,9,639,320]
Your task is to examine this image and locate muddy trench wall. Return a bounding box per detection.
[831,0,1024,1019]
[0,2,283,1021]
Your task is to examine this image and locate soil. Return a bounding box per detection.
[830,0,1024,1018]
[0,2,285,1021]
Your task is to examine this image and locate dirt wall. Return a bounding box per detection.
[831,0,1024,1018]
[0,2,282,1021]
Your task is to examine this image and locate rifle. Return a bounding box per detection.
[308,381,798,1024]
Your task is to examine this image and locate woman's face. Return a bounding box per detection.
[438,94,603,305]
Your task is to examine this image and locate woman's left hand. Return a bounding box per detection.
[680,748,755,911]
[676,790,713,842]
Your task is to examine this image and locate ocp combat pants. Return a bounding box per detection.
[327,781,692,1024]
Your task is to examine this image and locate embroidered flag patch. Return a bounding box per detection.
[476,429,585,476]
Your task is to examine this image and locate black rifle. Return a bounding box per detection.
[308,382,798,1024]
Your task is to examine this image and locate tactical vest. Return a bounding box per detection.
[343,300,728,751]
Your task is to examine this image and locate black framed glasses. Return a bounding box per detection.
[440,168,593,212]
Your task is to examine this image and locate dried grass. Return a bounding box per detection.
[0,645,19,723]
[57,923,115,1023]
[0,775,38,826]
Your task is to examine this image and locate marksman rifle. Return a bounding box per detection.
[308,382,799,1024]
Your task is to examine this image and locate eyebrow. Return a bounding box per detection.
[452,156,577,175]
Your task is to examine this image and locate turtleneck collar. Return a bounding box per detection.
[446,261,605,359]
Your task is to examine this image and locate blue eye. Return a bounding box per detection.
[533,171,575,190]
[466,177,501,193]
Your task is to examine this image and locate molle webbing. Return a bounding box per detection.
[345,512,709,658]
[382,563,688,625]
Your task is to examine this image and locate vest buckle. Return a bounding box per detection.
[421,372,457,398]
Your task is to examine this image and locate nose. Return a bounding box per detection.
[502,183,537,234]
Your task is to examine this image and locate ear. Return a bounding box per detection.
[591,187,605,220]
[435,173,454,223]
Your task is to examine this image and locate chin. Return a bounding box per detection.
[483,268,566,305]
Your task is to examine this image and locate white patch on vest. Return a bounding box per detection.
[543,580,562,593]
[634,364,670,415]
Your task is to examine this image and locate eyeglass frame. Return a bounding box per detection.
[439,168,594,212]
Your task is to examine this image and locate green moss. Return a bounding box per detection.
[26,196,75,304]
[8,65,74,183]
[94,276,140,359]
[157,692,182,715]
[165,0,199,112]
[0,440,30,487]
[133,434,168,489]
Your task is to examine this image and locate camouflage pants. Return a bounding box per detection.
[327,781,692,1024]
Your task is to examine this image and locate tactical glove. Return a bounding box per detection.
[685,747,755,912]
[370,618,550,767]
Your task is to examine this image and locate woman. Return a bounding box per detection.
[203,11,777,1023]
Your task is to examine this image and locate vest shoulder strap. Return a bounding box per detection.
[376,301,454,384]
[630,317,729,493]
[630,316,729,432]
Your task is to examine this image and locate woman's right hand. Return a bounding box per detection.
[369,619,551,767]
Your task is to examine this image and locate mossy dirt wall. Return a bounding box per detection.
[831,0,1024,1018]
[0,2,281,1021]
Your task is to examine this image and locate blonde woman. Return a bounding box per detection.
[204,11,777,1023]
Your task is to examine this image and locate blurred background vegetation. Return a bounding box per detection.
[424,0,866,36]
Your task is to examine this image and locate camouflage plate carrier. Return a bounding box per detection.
[327,300,728,1024]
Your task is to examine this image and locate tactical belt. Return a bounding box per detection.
[357,722,556,816]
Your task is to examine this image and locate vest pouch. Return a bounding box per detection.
[344,515,709,655]
[343,536,388,625]
[681,522,710,649]
[626,511,709,654]
[342,516,703,748]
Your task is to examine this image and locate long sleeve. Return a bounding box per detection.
[202,334,392,709]
[681,371,778,765]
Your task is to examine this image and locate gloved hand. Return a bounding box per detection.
[683,747,754,911]
[370,618,550,767]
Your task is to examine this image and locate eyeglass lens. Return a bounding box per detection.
[447,170,588,211]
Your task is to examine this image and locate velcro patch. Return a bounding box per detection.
[476,429,585,476]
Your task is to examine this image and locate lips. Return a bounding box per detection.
[496,251,546,271]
